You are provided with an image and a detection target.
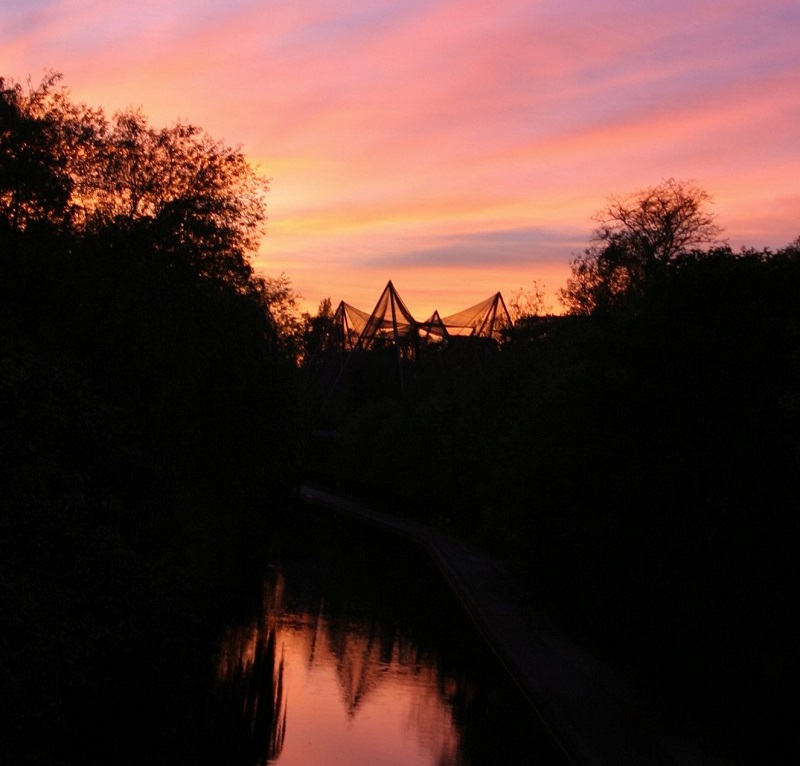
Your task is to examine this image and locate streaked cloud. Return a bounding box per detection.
[370,227,586,268]
[2,0,798,313]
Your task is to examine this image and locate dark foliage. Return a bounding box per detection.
[1,74,299,764]
[560,178,723,314]
[307,241,800,763]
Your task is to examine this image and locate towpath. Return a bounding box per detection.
[298,483,717,766]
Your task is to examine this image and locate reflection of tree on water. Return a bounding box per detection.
[325,612,384,716]
[318,590,563,765]
[216,568,287,764]
[319,602,469,765]
[215,536,564,765]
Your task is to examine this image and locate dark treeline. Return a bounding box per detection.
[4,71,799,765]
[1,75,301,764]
[308,182,800,763]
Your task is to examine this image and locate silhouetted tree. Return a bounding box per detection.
[301,296,334,361]
[258,273,306,359]
[83,110,268,290]
[2,73,269,290]
[1,72,299,490]
[508,280,551,322]
[0,72,77,237]
[1,74,301,764]
[560,178,722,313]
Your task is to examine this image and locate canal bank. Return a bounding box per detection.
[298,483,717,766]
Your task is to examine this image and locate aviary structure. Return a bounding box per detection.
[309,281,512,397]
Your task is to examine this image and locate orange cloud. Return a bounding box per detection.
[3,0,798,314]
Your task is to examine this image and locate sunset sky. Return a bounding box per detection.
[3,0,799,315]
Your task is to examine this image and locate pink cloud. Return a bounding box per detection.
[2,0,798,312]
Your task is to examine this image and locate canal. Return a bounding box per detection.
[212,505,568,765]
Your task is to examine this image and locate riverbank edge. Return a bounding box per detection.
[297,482,720,766]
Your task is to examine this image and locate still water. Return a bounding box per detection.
[214,509,566,765]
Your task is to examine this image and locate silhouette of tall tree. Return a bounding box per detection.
[301,296,335,362]
[2,73,269,290]
[1,71,303,766]
[81,110,268,289]
[0,73,299,491]
[0,73,76,236]
[560,178,722,313]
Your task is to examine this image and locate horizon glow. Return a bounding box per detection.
[3,0,799,315]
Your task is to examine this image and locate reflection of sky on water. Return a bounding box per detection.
[217,568,465,766]
[276,616,462,766]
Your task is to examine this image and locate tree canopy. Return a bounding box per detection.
[2,73,300,764]
[1,73,297,487]
[5,72,800,764]
[1,73,269,289]
[560,178,723,313]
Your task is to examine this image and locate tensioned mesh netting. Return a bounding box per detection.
[326,281,511,354]
[436,293,511,338]
[308,281,512,400]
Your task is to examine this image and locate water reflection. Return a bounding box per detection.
[215,517,566,765]
[217,567,288,764]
